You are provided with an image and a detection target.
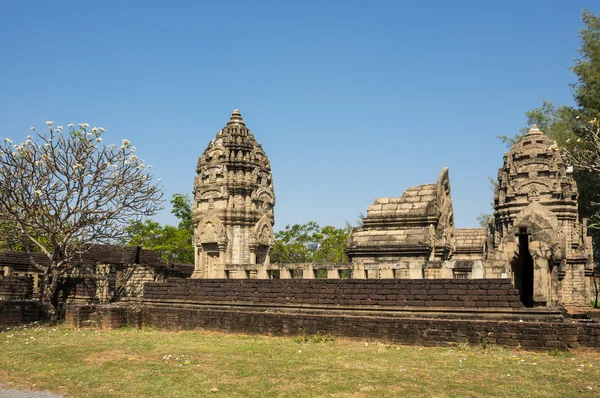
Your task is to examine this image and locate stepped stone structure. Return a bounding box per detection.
[192,110,275,279]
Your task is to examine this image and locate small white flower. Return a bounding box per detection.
[130,154,137,161]
[97,137,102,143]
[30,127,35,131]
[73,163,83,170]
[157,178,162,182]
[92,127,98,133]
[34,190,42,195]
[99,127,105,132]
[46,121,53,126]
[56,126,63,130]
[137,164,144,170]
[4,138,12,143]
[68,124,74,128]
[122,139,130,146]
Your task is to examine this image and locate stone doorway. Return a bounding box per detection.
[513,228,534,307]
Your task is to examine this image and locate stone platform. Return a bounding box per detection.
[65,278,600,350]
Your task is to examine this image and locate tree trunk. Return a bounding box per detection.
[594,271,599,309]
[38,266,61,321]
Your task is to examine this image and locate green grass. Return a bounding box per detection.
[1,324,600,397]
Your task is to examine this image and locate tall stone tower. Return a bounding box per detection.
[191,110,275,278]
[489,125,593,306]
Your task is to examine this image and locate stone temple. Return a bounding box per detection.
[192,110,275,279]
[193,113,594,308]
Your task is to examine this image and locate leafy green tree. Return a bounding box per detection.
[270,221,349,264]
[124,194,194,264]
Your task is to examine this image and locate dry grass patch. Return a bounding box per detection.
[0,324,599,397]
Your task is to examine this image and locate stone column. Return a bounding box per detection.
[439,267,453,279]
[280,268,292,279]
[352,263,366,279]
[32,274,39,293]
[379,268,394,279]
[471,260,485,279]
[408,262,423,279]
[327,269,340,279]
[191,248,203,279]
[216,243,227,278]
[303,264,315,279]
[533,257,550,305]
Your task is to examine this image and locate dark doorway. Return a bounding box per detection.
[515,228,534,307]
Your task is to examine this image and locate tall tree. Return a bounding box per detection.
[124,193,194,264]
[270,221,349,264]
[0,122,163,317]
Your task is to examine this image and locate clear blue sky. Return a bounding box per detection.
[1,1,599,230]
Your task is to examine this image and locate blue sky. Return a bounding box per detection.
[1,1,599,230]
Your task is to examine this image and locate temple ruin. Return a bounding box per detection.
[192,113,594,309]
[59,112,600,350]
[192,109,275,279]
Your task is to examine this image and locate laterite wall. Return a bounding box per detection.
[142,278,524,308]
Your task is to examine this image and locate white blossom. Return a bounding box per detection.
[46,121,53,126]
[34,190,42,196]
[97,138,102,143]
[99,127,105,132]
[92,127,98,133]
[68,124,75,128]
[4,138,12,143]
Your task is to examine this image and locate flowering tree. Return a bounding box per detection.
[0,121,163,317]
[566,118,600,173]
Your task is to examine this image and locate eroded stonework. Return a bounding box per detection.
[192,110,275,278]
[346,125,593,307]
[487,125,594,306]
[191,114,592,308]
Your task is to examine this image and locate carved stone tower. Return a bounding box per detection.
[490,125,593,307]
[191,110,275,278]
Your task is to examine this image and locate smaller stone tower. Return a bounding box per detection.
[191,110,275,278]
[489,125,593,307]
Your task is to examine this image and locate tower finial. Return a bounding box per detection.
[525,124,543,136]
[227,109,245,126]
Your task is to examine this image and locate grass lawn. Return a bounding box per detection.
[0,324,599,397]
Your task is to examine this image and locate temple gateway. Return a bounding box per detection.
[193,112,594,308]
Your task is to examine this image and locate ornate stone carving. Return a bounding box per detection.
[192,110,276,277]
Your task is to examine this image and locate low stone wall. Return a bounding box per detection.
[63,278,600,350]
[0,276,33,299]
[66,304,141,330]
[139,305,600,350]
[0,300,43,328]
[143,278,523,309]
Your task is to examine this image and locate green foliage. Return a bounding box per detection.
[573,9,600,118]
[270,221,349,264]
[124,193,194,264]
[293,331,336,344]
[171,193,193,231]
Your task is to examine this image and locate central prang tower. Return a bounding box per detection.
[191,110,275,278]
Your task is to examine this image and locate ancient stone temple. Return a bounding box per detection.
[346,125,594,307]
[191,110,275,278]
[347,168,460,278]
[486,125,594,307]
